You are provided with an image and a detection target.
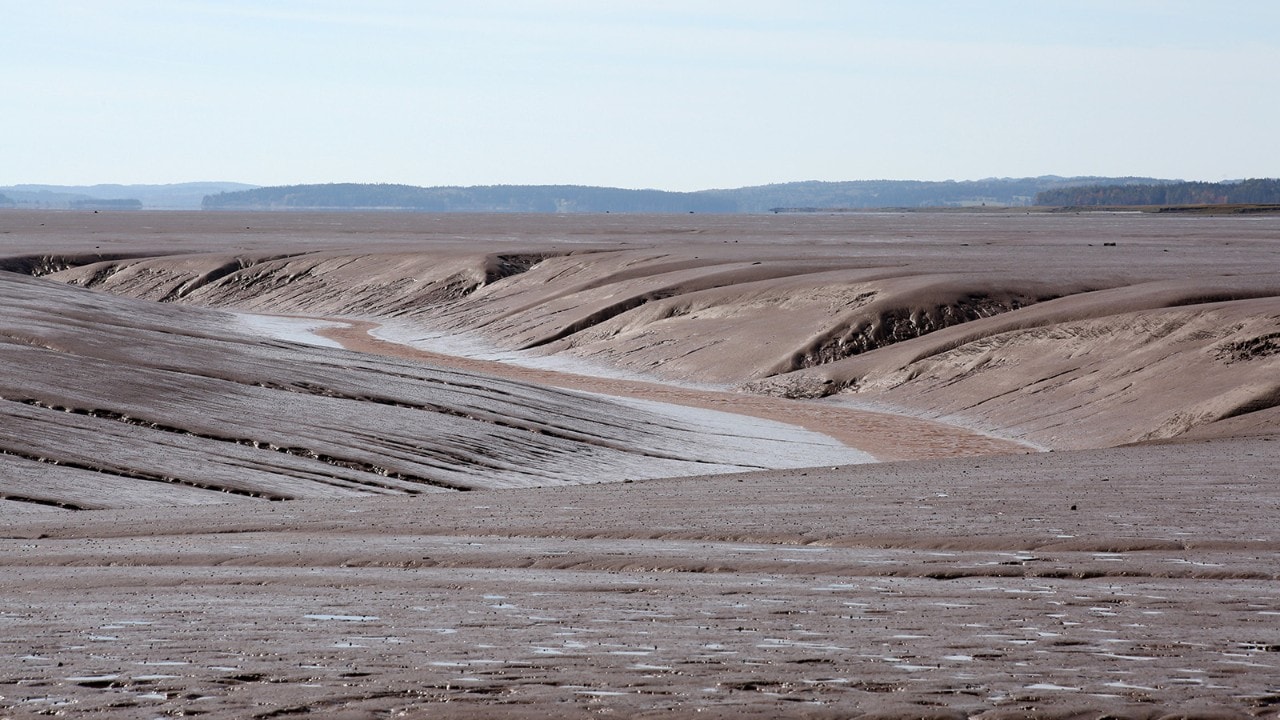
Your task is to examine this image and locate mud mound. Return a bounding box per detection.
[752,285,1280,448]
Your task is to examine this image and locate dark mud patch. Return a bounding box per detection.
[0,252,153,277]
[1216,332,1280,364]
[785,293,1041,374]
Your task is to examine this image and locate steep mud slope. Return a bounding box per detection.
[751,279,1280,449]
[0,273,857,512]
[510,269,1065,384]
[48,250,519,316]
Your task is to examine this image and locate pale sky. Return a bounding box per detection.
[3,1,1277,190]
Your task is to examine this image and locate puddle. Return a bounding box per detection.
[1106,681,1156,690]
[1095,652,1156,661]
[23,697,75,707]
[235,314,346,348]
[1026,683,1079,691]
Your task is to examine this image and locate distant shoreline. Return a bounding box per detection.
[21,176,1273,213]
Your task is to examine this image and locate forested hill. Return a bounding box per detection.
[1035,179,1280,207]
[1,182,256,210]
[201,184,736,213]
[705,177,1164,212]
[201,177,1171,213]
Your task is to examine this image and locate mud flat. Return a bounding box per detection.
[4,442,1279,718]
[1,210,1279,717]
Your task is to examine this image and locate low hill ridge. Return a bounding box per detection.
[201,177,1174,213]
[1,182,258,210]
[1035,178,1280,207]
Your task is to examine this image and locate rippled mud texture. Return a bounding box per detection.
[0,274,869,509]
[2,210,1279,717]
[4,442,1279,718]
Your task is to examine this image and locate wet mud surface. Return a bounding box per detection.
[4,440,1280,718]
[315,318,1028,462]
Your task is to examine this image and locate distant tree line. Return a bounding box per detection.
[0,193,13,208]
[202,177,1177,213]
[1035,179,1280,207]
[202,183,737,213]
[714,177,1170,212]
[1,183,256,210]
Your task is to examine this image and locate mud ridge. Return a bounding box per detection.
[0,252,156,277]
[3,396,472,493]
[1216,383,1280,421]
[481,252,551,284]
[519,290,677,349]
[244,378,737,467]
[324,556,1277,581]
[0,493,87,511]
[0,446,293,501]
[159,257,250,301]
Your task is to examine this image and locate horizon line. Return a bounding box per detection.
[10,174,1271,194]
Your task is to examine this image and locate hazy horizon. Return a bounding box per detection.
[1,174,1239,194]
[4,2,1277,190]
